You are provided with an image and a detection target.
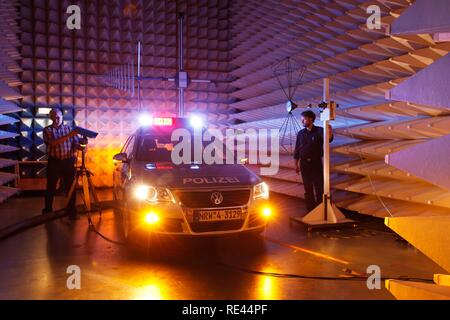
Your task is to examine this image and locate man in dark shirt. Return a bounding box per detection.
[293,110,334,211]
[42,108,80,219]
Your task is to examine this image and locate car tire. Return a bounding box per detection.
[121,201,130,243]
[113,188,122,214]
[122,201,145,254]
[126,229,156,258]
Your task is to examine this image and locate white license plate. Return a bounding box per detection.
[196,209,244,222]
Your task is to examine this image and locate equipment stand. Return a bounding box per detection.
[290,78,355,230]
[65,138,102,225]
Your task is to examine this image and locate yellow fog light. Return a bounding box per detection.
[144,212,160,225]
[262,207,272,218]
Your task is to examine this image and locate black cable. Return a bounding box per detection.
[89,226,126,246]
[0,204,428,284]
[85,223,434,285]
[218,262,434,284]
[85,213,127,246]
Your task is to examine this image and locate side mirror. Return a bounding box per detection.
[240,158,249,164]
[113,153,128,163]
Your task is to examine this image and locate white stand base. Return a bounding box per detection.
[290,199,356,230]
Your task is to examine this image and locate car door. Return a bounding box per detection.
[120,135,136,192]
[114,136,135,202]
[113,136,130,191]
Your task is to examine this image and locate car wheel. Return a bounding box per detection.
[122,202,130,242]
[113,188,122,214]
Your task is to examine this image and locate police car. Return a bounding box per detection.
[113,117,271,244]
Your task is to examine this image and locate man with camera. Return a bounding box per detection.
[42,108,80,220]
[294,110,334,212]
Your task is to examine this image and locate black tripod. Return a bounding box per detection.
[65,136,102,225]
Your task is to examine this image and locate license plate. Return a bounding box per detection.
[195,208,244,222]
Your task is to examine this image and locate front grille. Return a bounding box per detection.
[189,220,245,233]
[177,189,251,208]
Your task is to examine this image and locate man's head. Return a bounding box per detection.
[301,110,316,129]
[49,108,63,127]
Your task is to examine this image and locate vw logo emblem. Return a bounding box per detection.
[210,192,224,205]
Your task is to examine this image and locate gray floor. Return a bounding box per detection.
[0,191,445,300]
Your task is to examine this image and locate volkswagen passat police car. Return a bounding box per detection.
[113,117,271,244]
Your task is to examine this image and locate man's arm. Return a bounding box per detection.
[319,125,334,143]
[43,128,78,147]
[71,134,82,151]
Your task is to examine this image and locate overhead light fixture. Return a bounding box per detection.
[37,108,52,115]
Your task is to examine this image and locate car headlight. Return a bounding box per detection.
[134,185,175,203]
[253,182,269,200]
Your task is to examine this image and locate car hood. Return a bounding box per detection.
[131,162,262,189]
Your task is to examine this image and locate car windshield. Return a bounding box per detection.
[136,132,235,164]
[136,135,174,162]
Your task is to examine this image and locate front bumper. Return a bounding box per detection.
[125,196,270,237]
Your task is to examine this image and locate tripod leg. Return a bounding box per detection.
[77,179,93,227]
[65,173,79,209]
[87,174,102,216]
[279,115,290,153]
[80,189,88,210]
[82,175,91,212]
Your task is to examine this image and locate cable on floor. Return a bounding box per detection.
[218,262,434,284]
[86,218,433,285]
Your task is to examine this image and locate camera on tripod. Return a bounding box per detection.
[74,126,99,139]
[74,126,98,148]
[65,126,101,218]
[307,101,339,121]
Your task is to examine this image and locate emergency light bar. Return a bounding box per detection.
[138,115,200,130]
[153,117,173,126]
[139,115,174,127]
